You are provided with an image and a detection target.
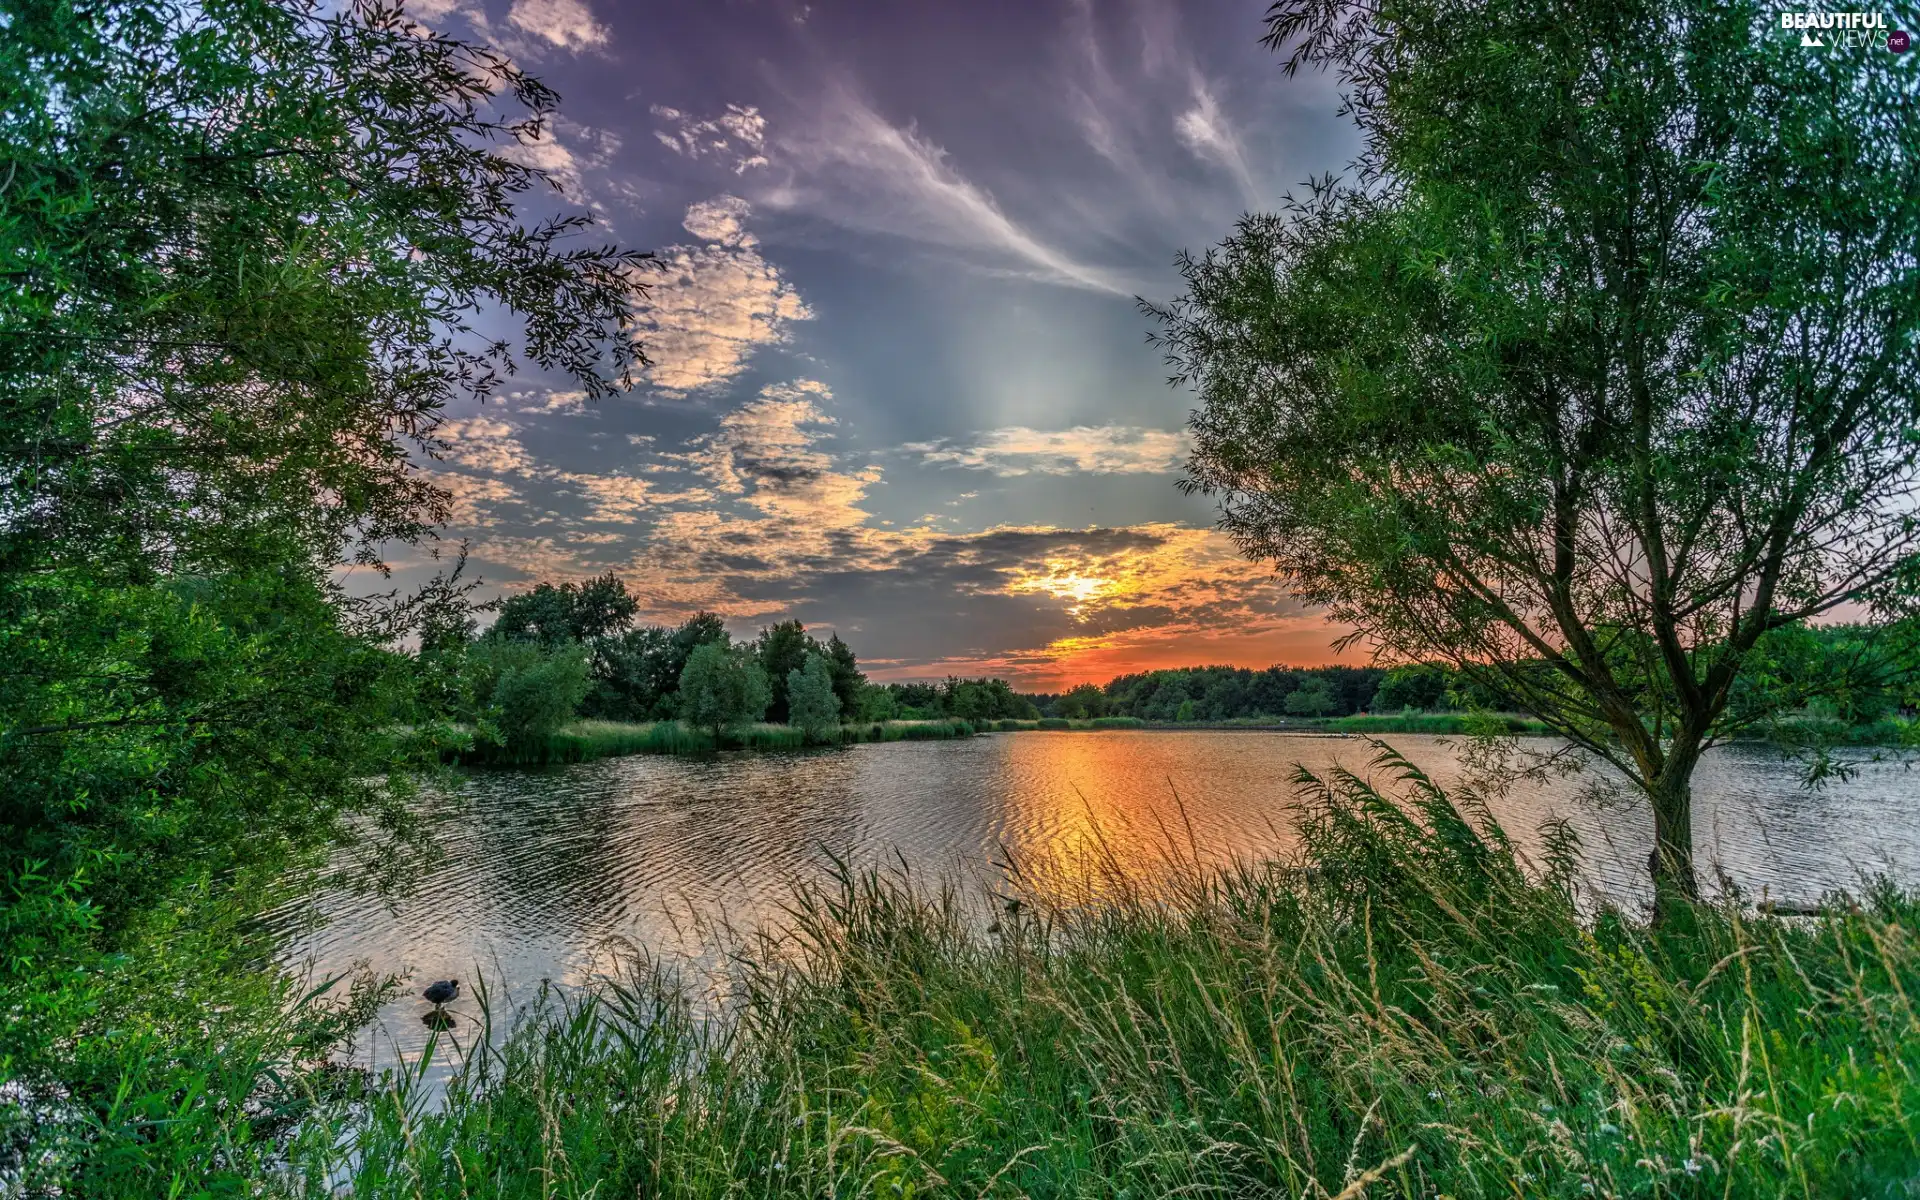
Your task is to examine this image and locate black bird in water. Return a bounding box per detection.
[423,979,460,1006]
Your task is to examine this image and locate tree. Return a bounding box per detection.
[1055,683,1109,720]
[822,633,867,715]
[491,573,638,645]
[2,0,651,580]
[0,0,650,1183]
[787,653,842,743]
[678,641,770,745]
[755,620,815,724]
[1374,666,1452,713]
[855,683,898,722]
[467,639,591,751]
[1153,0,1920,908]
[1285,680,1337,719]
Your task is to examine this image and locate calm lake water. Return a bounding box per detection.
[274,730,1919,1073]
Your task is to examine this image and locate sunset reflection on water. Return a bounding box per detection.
[274,731,1920,1078]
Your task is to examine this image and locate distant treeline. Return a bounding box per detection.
[1031,666,1385,722]
[1026,622,1916,729]
[429,575,1915,749]
[423,572,1041,751]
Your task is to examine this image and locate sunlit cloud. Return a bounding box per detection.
[433,416,543,476]
[432,473,521,526]
[907,425,1190,476]
[514,389,589,416]
[553,472,714,523]
[652,103,769,174]
[507,0,608,51]
[632,197,812,395]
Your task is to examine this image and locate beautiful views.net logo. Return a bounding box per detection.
[1778,10,1911,50]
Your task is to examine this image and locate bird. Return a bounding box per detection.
[423,979,460,1006]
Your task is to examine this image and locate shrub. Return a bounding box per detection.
[467,639,592,752]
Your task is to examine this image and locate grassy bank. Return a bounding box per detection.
[1318,711,1553,735]
[460,717,977,765]
[311,751,1920,1198]
[982,715,1149,732]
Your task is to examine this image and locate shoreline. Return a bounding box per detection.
[456,712,1912,767]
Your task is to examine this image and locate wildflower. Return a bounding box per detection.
[1683,1158,1702,1175]
[1428,1090,1441,1100]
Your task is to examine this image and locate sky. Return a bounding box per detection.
[386,0,1364,688]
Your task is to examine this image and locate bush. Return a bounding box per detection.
[467,639,592,752]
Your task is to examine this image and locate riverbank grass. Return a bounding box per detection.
[461,717,978,764]
[315,749,1920,1198]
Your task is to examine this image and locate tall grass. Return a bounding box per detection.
[459,718,977,765]
[307,747,1920,1197]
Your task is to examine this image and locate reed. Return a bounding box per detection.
[308,747,1920,1198]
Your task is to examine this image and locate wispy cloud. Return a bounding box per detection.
[1174,78,1258,203]
[632,197,812,395]
[770,90,1135,296]
[906,425,1190,477]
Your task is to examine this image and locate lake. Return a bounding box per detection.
[274,730,1919,1073]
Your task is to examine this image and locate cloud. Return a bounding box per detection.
[770,91,1134,295]
[554,472,712,523]
[507,0,607,51]
[1174,79,1258,202]
[632,198,812,395]
[433,416,543,475]
[432,473,520,525]
[652,104,769,174]
[499,119,618,203]
[516,389,589,415]
[906,425,1190,476]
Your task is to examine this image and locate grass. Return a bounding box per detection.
[984,716,1149,732]
[459,718,978,765]
[303,746,1920,1198]
[1318,711,1553,735]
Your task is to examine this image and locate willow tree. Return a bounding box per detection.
[1151,0,1920,908]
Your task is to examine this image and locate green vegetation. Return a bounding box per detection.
[1037,664,1383,721]
[7,0,1918,1191]
[1320,712,1551,736]
[872,676,1042,723]
[787,653,843,744]
[1156,0,1920,907]
[677,642,772,745]
[311,754,1920,1198]
[0,0,648,1190]
[459,718,978,766]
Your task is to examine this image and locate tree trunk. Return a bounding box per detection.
[1648,757,1702,916]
